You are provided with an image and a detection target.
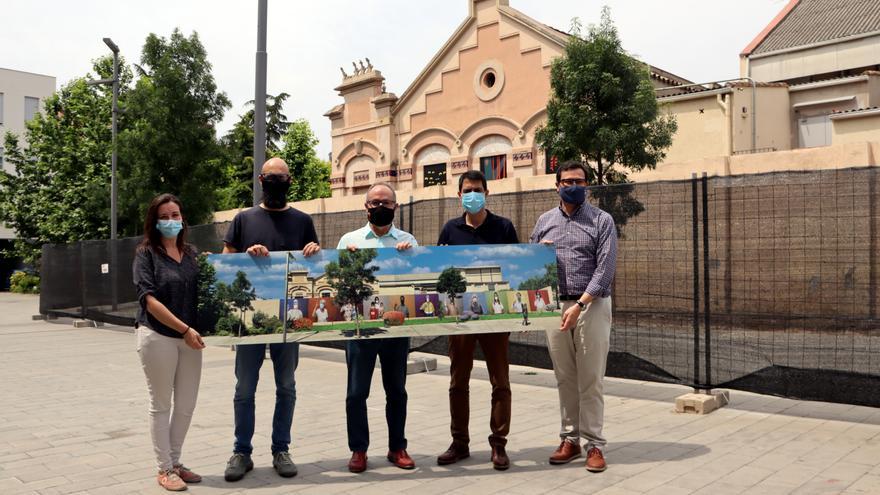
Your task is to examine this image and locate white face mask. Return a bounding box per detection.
[319,302,325,309]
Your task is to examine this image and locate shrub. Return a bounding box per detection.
[292,318,313,331]
[215,315,244,336]
[10,271,40,294]
[383,311,405,326]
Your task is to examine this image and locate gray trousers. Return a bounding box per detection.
[136,327,202,471]
[545,297,612,450]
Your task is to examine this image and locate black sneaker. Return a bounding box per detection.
[273,451,298,478]
[224,453,253,482]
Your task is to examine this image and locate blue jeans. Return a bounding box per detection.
[233,343,299,455]
[345,338,409,452]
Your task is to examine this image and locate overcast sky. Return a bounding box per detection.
[3,0,787,158]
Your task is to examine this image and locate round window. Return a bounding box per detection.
[483,71,496,89]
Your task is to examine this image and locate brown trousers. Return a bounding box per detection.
[448,332,511,447]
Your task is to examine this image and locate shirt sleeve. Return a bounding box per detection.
[505,220,520,244]
[132,248,157,310]
[528,216,543,244]
[336,233,348,250]
[223,213,243,252]
[585,214,618,298]
[408,232,420,247]
[304,215,320,246]
[437,224,449,246]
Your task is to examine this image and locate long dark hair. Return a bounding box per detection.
[138,193,191,254]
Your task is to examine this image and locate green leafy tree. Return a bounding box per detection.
[436,267,467,318]
[196,254,230,335]
[535,9,675,236]
[0,56,132,266]
[325,249,379,332]
[118,28,231,236]
[536,9,677,185]
[216,92,291,210]
[276,119,332,202]
[219,270,256,336]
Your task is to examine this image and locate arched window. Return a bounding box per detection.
[416,144,451,187]
[470,135,511,181]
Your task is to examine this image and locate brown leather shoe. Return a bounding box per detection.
[585,447,606,472]
[387,449,416,469]
[549,440,582,465]
[437,443,470,465]
[491,445,510,471]
[348,451,367,473]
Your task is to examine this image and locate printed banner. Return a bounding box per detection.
[200,244,561,345]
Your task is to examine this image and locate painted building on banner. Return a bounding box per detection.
[324,0,691,198]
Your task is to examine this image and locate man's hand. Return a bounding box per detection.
[246,244,270,257]
[303,242,321,257]
[346,245,359,252]
[540,240,554,246]
[396,241,413,251]
[183,328,206,350]
[560,304,581,332]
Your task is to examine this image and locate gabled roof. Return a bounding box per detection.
[394,3,692,110]
[743,0,880,57]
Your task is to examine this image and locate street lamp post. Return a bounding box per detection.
[87,37,120,310]
[253,0,268,205]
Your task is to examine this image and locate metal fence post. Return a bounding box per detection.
[691,174,701,388]
[702,173,712,389]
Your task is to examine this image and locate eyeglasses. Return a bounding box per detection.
[366,200,396,208]
[558,179,588,187]
[260,173,290,181]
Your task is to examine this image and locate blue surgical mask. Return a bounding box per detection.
[156,219,183,239]
[559,185,587,206]
[461,192,486,214]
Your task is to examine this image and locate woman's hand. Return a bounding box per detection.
[183,327,206,350]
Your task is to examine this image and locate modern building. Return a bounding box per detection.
[0,67,56,287]
[325,0,691,198]
[286,264,510,298]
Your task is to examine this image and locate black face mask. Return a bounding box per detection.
[262,178,291,209]
[368,206,395,227]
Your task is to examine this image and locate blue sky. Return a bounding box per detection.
[208,244,554,299]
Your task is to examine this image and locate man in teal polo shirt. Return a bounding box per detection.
[336,182,417,473]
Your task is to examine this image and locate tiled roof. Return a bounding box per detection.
[751,0,880,55]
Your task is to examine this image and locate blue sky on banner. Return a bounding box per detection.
[208,244,555,299]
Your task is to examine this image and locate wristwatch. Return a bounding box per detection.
[576,300,586,310]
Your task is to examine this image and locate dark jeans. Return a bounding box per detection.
[233,343,299,455]
[448,333,511,448]
[345,338,410,452]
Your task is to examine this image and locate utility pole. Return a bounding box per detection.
[253,0,268,205]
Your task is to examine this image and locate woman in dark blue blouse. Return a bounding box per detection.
[132,193,205,492]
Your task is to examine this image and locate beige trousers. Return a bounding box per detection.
[545,297,612,450]
[136,327,202,471]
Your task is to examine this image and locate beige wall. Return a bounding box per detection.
[0,67,56,240]
[832,113,880,145]
[746,34,880,82]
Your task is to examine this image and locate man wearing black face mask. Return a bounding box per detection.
[335,182,418,474]
[530,161,617,474]
[221,158,321,482]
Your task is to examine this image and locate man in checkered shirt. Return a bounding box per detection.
[530,160,618,473]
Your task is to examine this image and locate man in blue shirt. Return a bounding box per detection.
[336,182,417,473]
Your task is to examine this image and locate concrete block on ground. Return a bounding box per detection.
[72,319,104,328]
[31,314,46,321]
[407,357,437,374]
[675,390,730,414]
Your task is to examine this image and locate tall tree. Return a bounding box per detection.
[0,56,131,265]
[218,270,256,336]
[325,249,379,332]
[276,119,332,202]
[436,267,467,318]
[536,9,677,185]
[216,93,295,210]
[118,29,231,235]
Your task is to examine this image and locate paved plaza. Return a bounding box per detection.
[1,293,879,495]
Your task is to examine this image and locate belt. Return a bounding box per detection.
[558,295,582,301]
